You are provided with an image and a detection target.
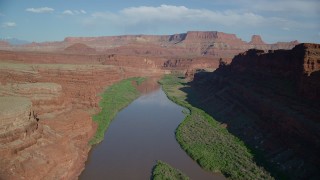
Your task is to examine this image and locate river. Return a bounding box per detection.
[80,80,224,180]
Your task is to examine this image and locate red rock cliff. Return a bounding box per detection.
[190,43,320,179]
[1,31,298,60]
[249,35,266,45]
[230,43,320,100]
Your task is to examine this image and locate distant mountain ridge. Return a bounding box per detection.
[0,31,299,60]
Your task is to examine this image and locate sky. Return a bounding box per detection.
[0,0,319,43]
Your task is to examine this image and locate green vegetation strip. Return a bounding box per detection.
[159,74,273,180]
[89,77,145,145]
[152,161,189,180]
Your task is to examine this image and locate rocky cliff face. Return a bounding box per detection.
[0,96,86,180]
[0,31,298,60]
[0,49,217,75]
[0,31,298,75]
[230,43,320,100]
[0,31,303,179]
[62,31,298,59]
[188,43,320,179]
[249,35,265,45]
[299,44,320,100]
[0,62,164,179]
[0,97,37,154]
[64,43,96,54]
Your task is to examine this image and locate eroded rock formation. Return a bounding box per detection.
[249,35,265,45]
[0,31,301,179]
[188,43,320,179]
[0,62,163,179]
[64,43,96,54]
[0,31,298,61]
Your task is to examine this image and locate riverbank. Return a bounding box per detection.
[89,77,145,145]
[81,80,219,179]
[152,161,189,180]
[159,74,273,180]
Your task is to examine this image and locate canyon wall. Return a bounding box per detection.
[0,31,298,77]
[0,31,298,61]
[0,49,217,74]
[188,43,320,179]
[230,43,320,100]
[0,62,163,179]
[0,31,301,179]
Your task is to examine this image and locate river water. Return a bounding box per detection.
[80,80,225,180]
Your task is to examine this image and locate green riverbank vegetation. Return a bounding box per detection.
[152,161,189,180]
[159,74,273,180]
[89,77,145,145]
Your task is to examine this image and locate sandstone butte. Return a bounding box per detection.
[0,31,315,179]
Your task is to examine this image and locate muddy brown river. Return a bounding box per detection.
[80,82,225,179]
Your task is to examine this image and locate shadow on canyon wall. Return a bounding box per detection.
[179,43,320,179]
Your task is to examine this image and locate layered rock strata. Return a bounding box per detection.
[0,31,302,179]
[0,62,162,179]
[0,31,298,61]
[189,43,320,179]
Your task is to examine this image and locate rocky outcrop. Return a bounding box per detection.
[0,97,37,150]
[189,43,320,179]
[249,35,265,45]
[0,31,298,61]
[0,96,42,179]
[64,43,96,54]
[0,96,89,180]
[0,49,217,75]
[230,43,320,100]
[0,32,303,179]
[0,80,96,180]
[0,59,168,179]
[184,31,219,42]
[297,43,320,100]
